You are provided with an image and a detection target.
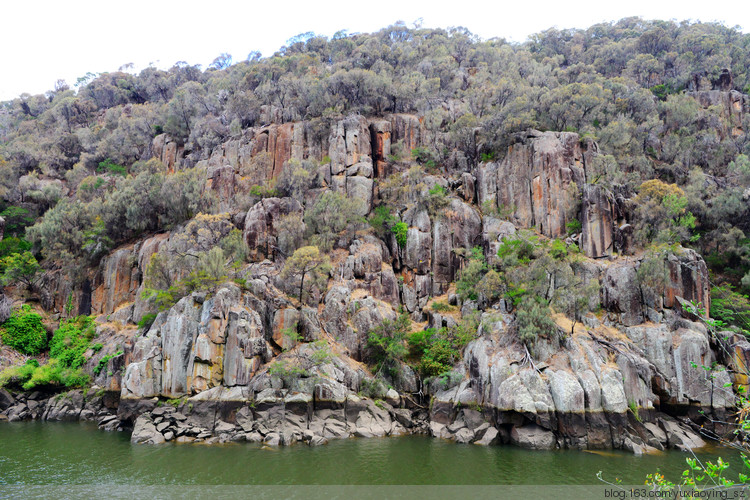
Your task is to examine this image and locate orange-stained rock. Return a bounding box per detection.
[580,184,615,258]
[91,246,138,316]
[389,114,424,152]
[481,130,592,239]
[370,120,391,178]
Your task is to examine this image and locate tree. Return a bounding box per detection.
[281,246,331,304]
[304,191,363,251]
[209,53,233,71]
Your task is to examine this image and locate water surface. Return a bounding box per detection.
[0,421,743,485]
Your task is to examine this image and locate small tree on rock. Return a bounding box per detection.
[281,246,331,304]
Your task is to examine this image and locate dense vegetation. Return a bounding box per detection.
[1,17,750,369]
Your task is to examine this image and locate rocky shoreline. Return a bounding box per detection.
[0,384,711,455]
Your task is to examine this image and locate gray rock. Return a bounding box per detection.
[309,436,329,446]
[602,263,643,326]
[510,424,556,450]
[264,432,281,446]
[454,427,475,444]
[0,388,15,411]
[131,416,166,444]
[214,420,236,434]
[475,427,499,446]
[0,292,11,324]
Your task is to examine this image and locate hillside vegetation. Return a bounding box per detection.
[0,19,749,454]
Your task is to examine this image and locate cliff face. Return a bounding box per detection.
[13,116,739,452]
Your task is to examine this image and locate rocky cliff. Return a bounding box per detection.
[3,115,743,454]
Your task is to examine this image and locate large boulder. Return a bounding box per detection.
[510,424,556,450]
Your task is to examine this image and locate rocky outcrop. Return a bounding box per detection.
[687,70,748,138]
[151,134,184,173]
[430,308,730,451]
[123,284,274,398]
[478,130,595,239]
[159,113,425,189]
[243,197,303,261]
[127,391,422,446]
[664,249,710,315]
[602,248,711,326]
[91,246,139,318]
[580,184,615,258]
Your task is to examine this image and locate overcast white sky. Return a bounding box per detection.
[1,0,747,101]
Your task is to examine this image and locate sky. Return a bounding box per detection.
[1,0,748,101]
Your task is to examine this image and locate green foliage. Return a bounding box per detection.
[411,147,438,169]
[0,237,32,262]
[309,341,333,366]
[0,305,47,355]
[369,205,397,239]
[137,313,158,330]
[649,83,681,101]
[49,315,97,369]
[634,180,698,245]
[497,232,538,267]
[248,184,278,199]
[456,247,487,301]
[304,191,364,251]
[97,158,127,176]
[549,239,568,260]
[407,315,478,377]
[0,251,41,287]
[391,221,408,248]
[425,183,450,216]
[0,206,35,237]
[480,151,496,162]
[281,245,331,303]
[637,245,671,295]
[359,378,387,399]
[711,285,750,333]
[565,218,582,234]
[516,296,556,345]
[430,301,453,312]
[268,359,308,387]
[366,310,410,378]
[408,329,457,377]
[93,350,123,376]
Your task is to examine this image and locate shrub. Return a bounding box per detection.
[407,323,476,378]
[97,158,127,176]
[49,315,97,369]
[137,313,158,330]
[566,218,582,234]
[711,285,750,332]
[0,251,41,287]
[0,305,47,355]
[367,310,410,378]
[456,247,486,301]
[391,222,408,248]
[93,350,123,376]
[431,301,453,312]
[0,358,88,390]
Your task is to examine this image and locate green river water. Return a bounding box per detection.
[0,421,744,486]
